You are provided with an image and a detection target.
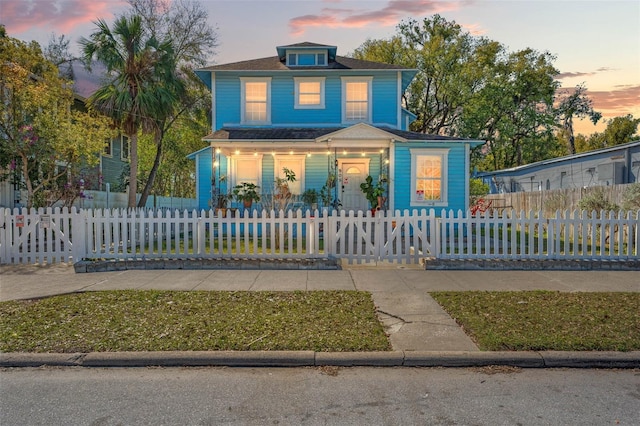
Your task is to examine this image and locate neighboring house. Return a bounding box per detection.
[62,60,130,193]
[476,141,640,194]
[187,42,483,213]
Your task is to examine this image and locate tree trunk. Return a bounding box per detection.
[137,135,163,208]
[128,132,138,208]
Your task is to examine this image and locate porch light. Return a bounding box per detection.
[326,150,331,155]
[385,159,390,164]
[213,160,219,167]
[216,148,221,154]
[361,152,365,157]
[235,149,240,155]
[307,151,312,157]
[380,149,384,153]
[289,150,294,155]
[253,150,258,156]
[343,149,347,155]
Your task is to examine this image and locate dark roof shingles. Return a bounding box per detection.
[205,127,472,142]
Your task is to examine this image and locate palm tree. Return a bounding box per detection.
[80,15,179,208]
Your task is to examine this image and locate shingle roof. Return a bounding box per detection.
[204,127,476,142]
[198,55,409,72]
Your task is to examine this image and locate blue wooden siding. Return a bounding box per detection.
[393,143,468,214]
[371,74,398,126]
[196,149,213,209]
[214,72,400,129]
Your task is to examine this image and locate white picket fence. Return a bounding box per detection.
[1,207,638,265]
[437,209,640,260]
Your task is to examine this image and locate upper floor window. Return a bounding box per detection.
[120,135,130,161]
[342,77,372,123]
[241,77,271,124]
[294,77,325,109]
[410,149,449,205]
[287,52,327,67]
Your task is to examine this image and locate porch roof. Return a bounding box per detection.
[203,126,480,143]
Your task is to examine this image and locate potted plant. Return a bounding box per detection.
[214,193,232,217]
[360,175,385,213]
[301,188,319,210]
[233,182,260,209]
[273,167,296,211]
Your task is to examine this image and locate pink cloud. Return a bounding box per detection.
[586,85,640,116]
[2,0,126,35]
[290,0,463,36]
[561,85,640,118]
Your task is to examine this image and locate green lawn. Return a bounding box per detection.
[0,290,390,353]
[431,291,640,351]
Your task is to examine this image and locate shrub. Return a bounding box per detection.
[544,192,567,212]
[621,183,640,211]
[578,188,618,213]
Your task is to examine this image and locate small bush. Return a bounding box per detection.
[621,183,640,211]
[544,192,567,212]
[578,188,618,213]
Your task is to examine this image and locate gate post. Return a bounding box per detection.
[72,208,87,263]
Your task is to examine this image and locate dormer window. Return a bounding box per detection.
[287,52,327,67]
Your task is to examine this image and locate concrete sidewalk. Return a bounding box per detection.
[1,263,639,368]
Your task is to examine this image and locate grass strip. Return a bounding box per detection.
[430,291,640,351]
[0,290,391,353]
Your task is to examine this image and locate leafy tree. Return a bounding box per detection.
[352,15,561,171]
[80,15,182,208]
[462,48,560,170]
[555,83,601,154]
[353,15,498,136]
[0,28,113,208]
[576,114,639,152]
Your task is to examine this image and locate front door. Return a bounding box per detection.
[338,159,369,212]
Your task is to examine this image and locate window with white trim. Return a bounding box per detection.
[410,149,448,205]
[241,77,271,124]
[231,155,262,188]
[103,139,113,157]
[120,135,130,161]
[287,52,327,67]
[342,77,372,123]
[294,77,325,109]
[274,155,305,195]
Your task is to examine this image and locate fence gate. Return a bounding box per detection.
[326,210,434,264]
[0,208,76,265]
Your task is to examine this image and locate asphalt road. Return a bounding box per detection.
[1,367,638,425]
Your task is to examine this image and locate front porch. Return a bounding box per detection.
[192,124,402,214]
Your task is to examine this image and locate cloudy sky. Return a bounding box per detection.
[2,0,638,135]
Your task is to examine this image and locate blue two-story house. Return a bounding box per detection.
[188,42,484,213]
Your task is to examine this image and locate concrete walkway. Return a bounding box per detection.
[1,263,639,367]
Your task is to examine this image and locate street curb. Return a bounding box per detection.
[2,351,639,368]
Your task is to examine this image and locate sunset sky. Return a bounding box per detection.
[2,0,638,136]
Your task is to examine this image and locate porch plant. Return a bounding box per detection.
[233,182,260,209]
[273,167,296,211]
[214,193,232,217]
[360,175,385,211]
[301,188,319,210]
